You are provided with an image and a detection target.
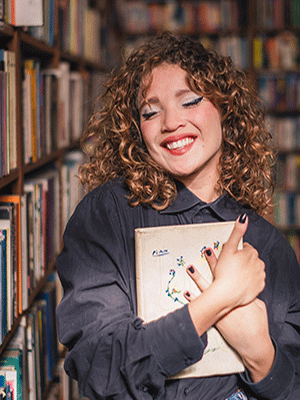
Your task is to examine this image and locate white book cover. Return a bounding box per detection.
[135,221,245,378]
[13,0,43,26]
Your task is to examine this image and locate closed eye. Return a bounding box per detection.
[141,111,157,120]
[183,96,203,107]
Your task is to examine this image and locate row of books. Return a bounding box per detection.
[200,35,248,71]
[58,0,102,63]
[0,269,88,399]
[119,0,246,35]
[253,32,299,71]
[258,72,300,111]
[47,363,89,400]
[275,154,300,191]
[266,115,300,152]
[0,272,62,400]
[22,59,106,164]
[0,151,86,346]
[286,230,300,263]
[273,190,300,228]
[124,34,249,71]
[256,0,286,29]
[0,49,17,178]
[26,0,55,47]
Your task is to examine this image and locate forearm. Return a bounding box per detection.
[241,336,275,383]
[240,340,296,400]
[188,280,238,337]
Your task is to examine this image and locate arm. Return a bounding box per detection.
[56,189,205,399]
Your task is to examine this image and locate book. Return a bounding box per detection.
[0,204,15,333]
[0,228,7,342]
[0,348,23,400]
[135,221,245,378]
[11,0,43,26]
[38,280,58,383]
[0,195,28,315]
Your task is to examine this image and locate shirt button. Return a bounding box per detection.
[184,388,189,396]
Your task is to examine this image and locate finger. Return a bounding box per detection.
[204,248,218,276]
[187,265,210,291]
[184,290,197,302]
[223,213,248,252]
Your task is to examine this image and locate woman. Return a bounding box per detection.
[56,32,300,399]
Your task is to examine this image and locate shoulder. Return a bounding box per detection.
[69,178,158,233]
[246,211,287,252]
[75,178,129,216]
[224,195,296,263]
[86,177,129,204]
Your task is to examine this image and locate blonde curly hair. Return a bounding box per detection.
[80,32,275,215]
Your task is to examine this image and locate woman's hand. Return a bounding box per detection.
[206,214,266,309]
[185,225,275,382]
[186,214,266,344]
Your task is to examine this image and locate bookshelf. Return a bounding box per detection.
[0,0,116,398]
[1,0,300,398]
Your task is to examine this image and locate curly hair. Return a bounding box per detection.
[80,32,275,215]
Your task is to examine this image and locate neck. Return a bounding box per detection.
[176,171,221,204]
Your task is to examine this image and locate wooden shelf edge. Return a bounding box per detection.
[0,169,19,190]
[23,143,80,175]
[0,22,15,37]
[19,30,56,55]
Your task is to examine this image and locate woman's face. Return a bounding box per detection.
[138,63,223,201]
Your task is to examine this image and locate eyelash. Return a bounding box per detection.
[183,96,203,107]
[141,111,157,120]
[141,96,203,120]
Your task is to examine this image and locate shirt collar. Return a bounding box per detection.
[160,180,248,221]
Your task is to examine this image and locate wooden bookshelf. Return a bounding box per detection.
[0,0,116,398]
[2,0,300,398]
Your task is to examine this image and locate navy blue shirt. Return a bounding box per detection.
[56,178,300,399]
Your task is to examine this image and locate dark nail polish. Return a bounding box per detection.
[186,291,190,297]
[188,266,195,274]
[206,249,212,256]
[238,213,247,224]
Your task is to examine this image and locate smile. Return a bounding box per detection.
[165,137,195,150]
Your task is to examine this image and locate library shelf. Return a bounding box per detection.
[0,0,116,398]
[0,259,57,355]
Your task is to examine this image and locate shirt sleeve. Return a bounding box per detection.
[240,230,300,400]
[56,189,206,399]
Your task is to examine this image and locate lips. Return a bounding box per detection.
[161,135,196,155]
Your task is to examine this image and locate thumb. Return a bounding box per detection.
[224,213,248,252]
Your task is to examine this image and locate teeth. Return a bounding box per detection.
[166,138,194,150]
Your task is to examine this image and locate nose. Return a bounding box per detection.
[161,108,186,133]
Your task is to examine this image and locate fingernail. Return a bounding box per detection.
[185,291,190,297]
[188,266,195,274]
[205,249,212,256]
[238,213,247,224]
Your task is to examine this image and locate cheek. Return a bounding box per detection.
[140,123,158,150]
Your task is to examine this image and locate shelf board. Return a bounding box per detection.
[0,169,19,190]
[19,30,56,56]
[23,142,81,176]
[60,50,107,71]
[0,22,14,37]
[23,150,64,175]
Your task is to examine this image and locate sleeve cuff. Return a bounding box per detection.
[145,304,207,377]
[240,339,295,399]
